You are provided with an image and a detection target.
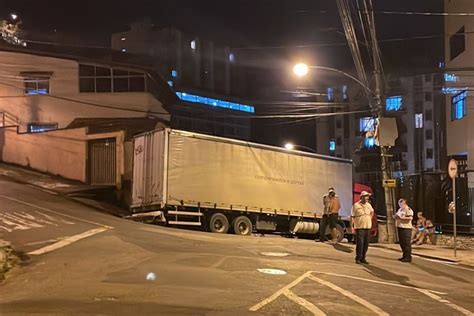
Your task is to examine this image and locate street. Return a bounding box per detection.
[0,177,473,315]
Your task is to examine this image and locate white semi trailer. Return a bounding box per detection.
[131,129,354,239]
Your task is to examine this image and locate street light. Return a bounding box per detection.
[284,142,317,153]
[10,13,18,21]
[292,62,375,98]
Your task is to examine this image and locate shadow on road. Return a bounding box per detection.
[363,264,415,287]
[331,243,354,254]
[411,262,470,284]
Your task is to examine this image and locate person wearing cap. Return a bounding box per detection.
[318,187,335,242]
[394,198,414,262]
[351,191,374,264]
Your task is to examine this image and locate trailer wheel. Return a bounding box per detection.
[209,213,229,234]
[336,224,345,242]
[232,216,253,236]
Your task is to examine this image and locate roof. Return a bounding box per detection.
[67,117,167,139]
[0,42,179,108]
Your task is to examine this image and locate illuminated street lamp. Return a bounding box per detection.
[293,63,309,77]
[10,13,18,21]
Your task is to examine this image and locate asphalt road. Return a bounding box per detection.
[0,177,473,315]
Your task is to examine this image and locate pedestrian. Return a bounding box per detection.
[351,191,374,264]
[395,199,414,262]
[328,190,341,244]
[318,187,334,242]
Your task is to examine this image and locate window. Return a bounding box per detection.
[364,137,375,148]
[176,91,254,113]
[327,87,334,102]
[451,90,467,120]
[171,69,178,78]
[22,72,51,95]
[425,109,432,121]
[425,92,432,102]
[426,129,433,140]
[336,137,342,146]
[229,53,235,63]
[359,116,375,132]
[424,74,432,83]
[426,148,433,159]
[386,96,402,111]
[329,140,336,151]
[190,40,196,50]
[450,26,465,60]
[79,64,146,93]
[342,85,349,102]
[167,80,173,87]
[27,123,57,133]
[336,119,342,129]
[415,113,423,129]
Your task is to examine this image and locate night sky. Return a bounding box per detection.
[1,0,444,71]
[0,0,445,149]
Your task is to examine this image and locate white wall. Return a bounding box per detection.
[0,51,170,133]
[445,0,474,187]
[0,127,125,185]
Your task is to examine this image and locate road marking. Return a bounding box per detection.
[284,290,326,315]
[28,227,109,255]
[316,271,446,295]
[249,270,313,312]
[0,194,113,229]
[416,288,473,315]
[307,274,389,316]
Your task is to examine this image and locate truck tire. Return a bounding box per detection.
[336,224,345,242]
[209,213,229,234]
[232,216,253,236]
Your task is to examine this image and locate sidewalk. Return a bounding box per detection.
[372,243,474,267]
[0,163,130,217]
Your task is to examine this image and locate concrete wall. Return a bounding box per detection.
[0,51,170,133]
[0,127,125,185]
[444,0,474,187]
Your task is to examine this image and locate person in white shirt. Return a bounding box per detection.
[351,191,374,264]
[394,198,414,262]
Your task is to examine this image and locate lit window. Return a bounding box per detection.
[229,53,235,63]
[27,123,57,133]
[329,140,336,151]
[415,113,423,129]
[22,72,51,95]
[121,37,126,41]
[342,85,349,102]
[171,69,178,78]
[359,117,375,132]
[176,91,254,113]
[386,96,402,111]
[327,87,334,102]
[444,73,458,82]
[451,90,467,120]
[364,137,375,148]
[190,40,196,50]
[167,80,173,87]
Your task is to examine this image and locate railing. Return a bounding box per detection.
[0,112,19,127]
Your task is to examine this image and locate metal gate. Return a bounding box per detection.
[88,138,116,185]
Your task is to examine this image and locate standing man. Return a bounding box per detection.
[395,199,414,262]
[318,187,335,242]
[351,191,374,264]
[328,190,341,244]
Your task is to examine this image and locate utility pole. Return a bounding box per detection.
[370,23,397,244]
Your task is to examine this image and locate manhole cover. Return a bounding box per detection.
[260,252,290,257]
[257,268,287,275]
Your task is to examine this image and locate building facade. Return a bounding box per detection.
[111,22,253,140]
[444,0,474,229]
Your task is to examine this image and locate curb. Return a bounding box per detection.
[371,244,463,264]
